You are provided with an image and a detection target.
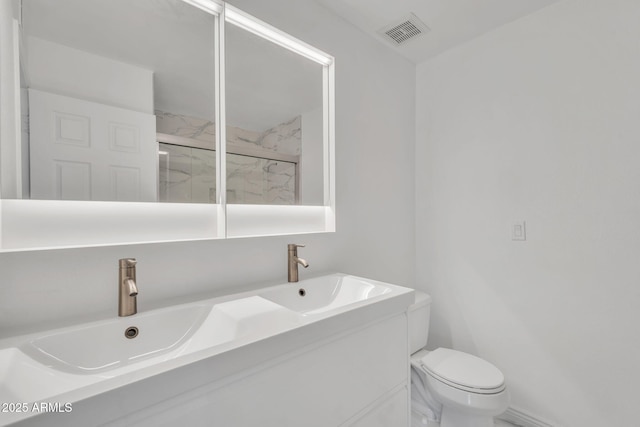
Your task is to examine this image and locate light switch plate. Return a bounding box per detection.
[512,221,526,241]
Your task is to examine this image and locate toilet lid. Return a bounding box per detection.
[420,348,505,392]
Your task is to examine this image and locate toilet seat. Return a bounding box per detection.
[420,348,505,394]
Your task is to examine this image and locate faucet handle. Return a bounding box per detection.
[288,244,305,250]
[119,258,137,268]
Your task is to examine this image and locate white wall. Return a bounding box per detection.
[26,37,154,114]
[416,0,640,425]
[0,0,415,336]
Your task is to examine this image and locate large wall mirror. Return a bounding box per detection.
[225,20,323,206]
[0,0,334,250]
[19,0,218,204]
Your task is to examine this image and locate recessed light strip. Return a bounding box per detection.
[181,0,223,15]
[225,4,333,66]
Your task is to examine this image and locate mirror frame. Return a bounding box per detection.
[0,0,335,251]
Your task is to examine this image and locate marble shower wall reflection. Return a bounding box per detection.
[156,111,300,204]
[156,111,216,145]
[226,154,296,204]
[226,116,301,156]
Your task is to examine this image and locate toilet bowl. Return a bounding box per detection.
[409,291,509,427]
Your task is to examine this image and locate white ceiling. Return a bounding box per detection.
[314,0,562,63]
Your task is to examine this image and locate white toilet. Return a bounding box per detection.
[409,291,510,427]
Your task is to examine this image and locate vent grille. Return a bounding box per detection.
[379,13,430,46]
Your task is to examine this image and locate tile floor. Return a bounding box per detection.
[412,414,518,427]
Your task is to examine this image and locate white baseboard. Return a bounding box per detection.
[498,407,555,427]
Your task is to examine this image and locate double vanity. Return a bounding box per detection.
[0,274,414,426]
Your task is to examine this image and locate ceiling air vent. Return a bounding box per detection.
[378,13,430,46]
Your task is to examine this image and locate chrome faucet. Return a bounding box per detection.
[118,258,138,317]
[288,244,309,283]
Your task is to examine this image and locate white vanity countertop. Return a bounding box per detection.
[0,273,413,426]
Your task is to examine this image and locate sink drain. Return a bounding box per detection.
[298,288,306,297]
[124,326,139,339]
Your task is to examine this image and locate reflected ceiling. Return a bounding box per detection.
[23,0,320,131]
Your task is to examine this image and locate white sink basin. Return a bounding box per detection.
[259,274,393,315]
[15,275,393,379]
[20,304,214,374]
[20,296,300,375]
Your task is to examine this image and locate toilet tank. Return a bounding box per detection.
[408,290,432,354]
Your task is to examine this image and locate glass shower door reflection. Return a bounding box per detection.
[158,143,216,203]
